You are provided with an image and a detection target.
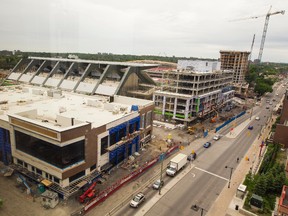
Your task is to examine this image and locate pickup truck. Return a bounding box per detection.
[166,153,187,176]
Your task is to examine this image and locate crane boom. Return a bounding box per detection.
[230,6,285,63]
[258,8,285,62]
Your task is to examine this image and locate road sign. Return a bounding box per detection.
[159,153,165,161]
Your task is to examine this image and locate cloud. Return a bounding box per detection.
[0,0,287,62]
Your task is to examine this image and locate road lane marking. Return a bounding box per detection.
[194,167,229,181]
[191,173,196,178]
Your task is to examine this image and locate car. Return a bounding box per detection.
[130,192,145,208]
[255,116,260,121]
[152,179,164,190]
[203,142,211,148]
[213,134,221,141]
[248,126,253,130]
[187,152,197,161]
[269,102,273,105]
[276,93,279,96]
[266,106,269,109]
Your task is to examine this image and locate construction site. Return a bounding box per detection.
[0,54,251,215]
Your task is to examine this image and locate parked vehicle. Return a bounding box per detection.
[130,192,145,208]
[248,126,254,130]
[166,153,187,176]
[187,152,197,161]
[203,142,211,148]
[152,179,164,190]
[255,116,260,120]
[213,134,221,141]
[79,182,97,203]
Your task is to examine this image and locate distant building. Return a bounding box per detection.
[6,56,157,100]
[278,185,288,215]
[220,50,250,95]
[274,90,288,148]
[177,60,220,72]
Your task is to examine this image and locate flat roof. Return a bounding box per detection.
[0,85,151,130]
[29,56,159,68]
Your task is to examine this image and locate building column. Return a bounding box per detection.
[184,99,190,120]
[162,96,166,115]
[173,98,178,118]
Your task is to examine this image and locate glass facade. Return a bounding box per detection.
[15,130,84,169]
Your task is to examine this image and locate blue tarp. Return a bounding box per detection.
[0,128,11,165]
[131,105,139,111]
[215,111,246,133]
[109,135,140,165]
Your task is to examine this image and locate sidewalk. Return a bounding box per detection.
[206,115,276,216]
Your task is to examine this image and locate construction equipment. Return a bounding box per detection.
[210,107,219,123]
[231,6,285,62]
[79,182,97,203]
[187,126,196,134]
[16,174,33,195]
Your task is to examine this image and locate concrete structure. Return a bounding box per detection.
[0,58,156,198]
[220,50,250,95]
[278,185,288,215]
[153,67,234,123]
[274,90,288,148]
[4,56,158,99]
[177,60,220,72]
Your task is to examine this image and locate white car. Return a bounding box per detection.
[130,193,145,208]
[255,116,260,120]
[213,134,221,141]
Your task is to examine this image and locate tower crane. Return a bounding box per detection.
[231,6,285,63]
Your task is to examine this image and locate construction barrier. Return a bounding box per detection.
[215,111,246,133]
[82,145,179,214]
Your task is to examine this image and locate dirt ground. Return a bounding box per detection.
[0,103,249,216]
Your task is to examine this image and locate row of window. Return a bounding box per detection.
[17,159,60,184]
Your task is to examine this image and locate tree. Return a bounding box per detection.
[254,175,268,196]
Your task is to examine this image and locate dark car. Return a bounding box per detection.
[187,153,197,161]
[203,142,211,148]
[248,126,253,130]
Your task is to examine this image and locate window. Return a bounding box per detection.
[69,170,85,183]
[17,159,23,166]
[36,168,42,175]
[15,130,85,169]
[109,132,117,145]
[90,164,96,171]
[54,177,60,184]
[118,127,126,141]
[101,136,108,155]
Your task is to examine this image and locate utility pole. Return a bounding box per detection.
[158,152,165,195]
[225,165,233,188]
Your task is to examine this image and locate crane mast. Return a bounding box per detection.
[257,7,285,62]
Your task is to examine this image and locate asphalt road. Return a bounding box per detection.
[115,81,286,216]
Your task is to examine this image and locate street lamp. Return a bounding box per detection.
[225,165,233,188]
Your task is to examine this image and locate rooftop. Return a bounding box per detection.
[0,85,153,130]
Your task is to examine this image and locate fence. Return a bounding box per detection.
[215,111,246,133]
[78,145,179,215]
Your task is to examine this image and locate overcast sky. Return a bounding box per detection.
[0,0,287,62]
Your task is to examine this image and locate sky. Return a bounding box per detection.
[0,0,287,63]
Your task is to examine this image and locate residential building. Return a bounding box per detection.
[278,185,288,215]
[274,90,288,148]
[220,50,250,95]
